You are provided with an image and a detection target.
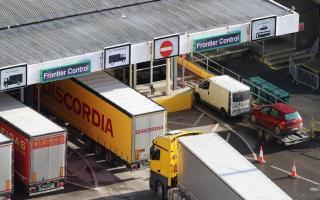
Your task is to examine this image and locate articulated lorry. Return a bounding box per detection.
[0,133,13,200]
[0,93,67,196]
[150,131,292,200]
[41,71,166,166]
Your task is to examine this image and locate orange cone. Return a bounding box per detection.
[290,161,298,178]
[257,146,266,164]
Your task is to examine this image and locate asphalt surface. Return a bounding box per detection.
[11,106,320,200]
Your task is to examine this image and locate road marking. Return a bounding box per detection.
[226,132,231,142]
[270,165,320,185]
[193,113,204,126]
[194,105,257,160]
[167,121,193,126]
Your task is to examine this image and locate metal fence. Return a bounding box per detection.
[289,37,319,90]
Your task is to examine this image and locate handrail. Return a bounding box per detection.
[188,52,241,80]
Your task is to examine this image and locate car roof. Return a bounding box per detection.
[269,103,297,114]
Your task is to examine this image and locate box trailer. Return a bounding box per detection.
[150,132,292,200]
[176,133,292,200]
[0,93,67,196]
[0,133,13,199]
[41,71,166,166]
[194,75,251,117]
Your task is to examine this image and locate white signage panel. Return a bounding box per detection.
[104,43,131,69]
[251,16,276,41]
[0,64,27,91]
[154,34,179,61]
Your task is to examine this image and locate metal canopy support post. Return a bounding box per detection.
[150,60,153,84]
[133,64,137,88]
[37,84,41,112]
[129,64,133,87]
[20,87,24,103]
[166,58,171,95]
[182,55,186,88]
[173,57,178,90]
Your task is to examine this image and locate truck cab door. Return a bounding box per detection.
[150,145,162,174]
[197,80,210,103]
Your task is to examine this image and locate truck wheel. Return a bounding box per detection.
[220,108,227,119]
[257,129,264,138]
[156,181,165,200]
[274,126,281,135]
[194,93,201,104]
[84,138,93,152]
[104,150,114,164]
[95,144,103,158]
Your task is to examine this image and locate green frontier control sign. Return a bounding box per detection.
[193,31,241,53]
[40,60,91,83]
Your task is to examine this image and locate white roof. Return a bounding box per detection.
[0,133,10,143]
[0,93,65,137]
[76,72,165,116]
[179,133,292,200]
[209,75,250,93]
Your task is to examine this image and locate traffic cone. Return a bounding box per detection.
[257,145,266,164]
[290,161,298,179]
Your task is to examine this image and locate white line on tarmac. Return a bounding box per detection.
[270,165,320,185]
[226,132,231,142]
[167,121,194,126]
[194,105,257,160]
[193,113,205,127]
[244,156,256,161]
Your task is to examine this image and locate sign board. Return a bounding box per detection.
[0,64,27,91]
[40,60,91,83]
[104,43,131,69]
[251,16,276,41]
[154,34,179,61]
[193,31,241,53]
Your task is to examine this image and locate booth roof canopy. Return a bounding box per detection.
[0,0,291,68]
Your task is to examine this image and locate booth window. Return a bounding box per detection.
[137,61,151,85]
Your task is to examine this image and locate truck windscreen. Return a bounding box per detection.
[233,91,250,102]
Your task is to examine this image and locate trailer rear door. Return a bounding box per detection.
[30,134,66,185]
[133,111,166,162]
[0,139,12,194]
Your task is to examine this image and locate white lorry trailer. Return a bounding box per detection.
[194,75,251,117]
[0,133,13,200]
[150,132,292,200]
[0,93,67,196]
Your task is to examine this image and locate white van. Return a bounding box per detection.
[194,75,251,117]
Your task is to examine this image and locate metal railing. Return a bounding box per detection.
[289,37,319,90]
[311,118,320,139]
[188,52,241,80]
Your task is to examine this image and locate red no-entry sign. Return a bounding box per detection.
[160,40,173,58]
[154,35,179,61]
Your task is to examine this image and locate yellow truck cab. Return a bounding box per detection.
[149,130,201,199]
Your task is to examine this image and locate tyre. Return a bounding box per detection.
[250,115,256,123]
[220,108,227,119]
[84,138,93,152]
[194,93,201,104]
[95,144,103,158]
[156,181,165,200]
[104,150,114,164]
[264,132,274,142]
[257,129,264,138]
[274,126,281,135]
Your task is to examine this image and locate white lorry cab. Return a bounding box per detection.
[194,75,251,117]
